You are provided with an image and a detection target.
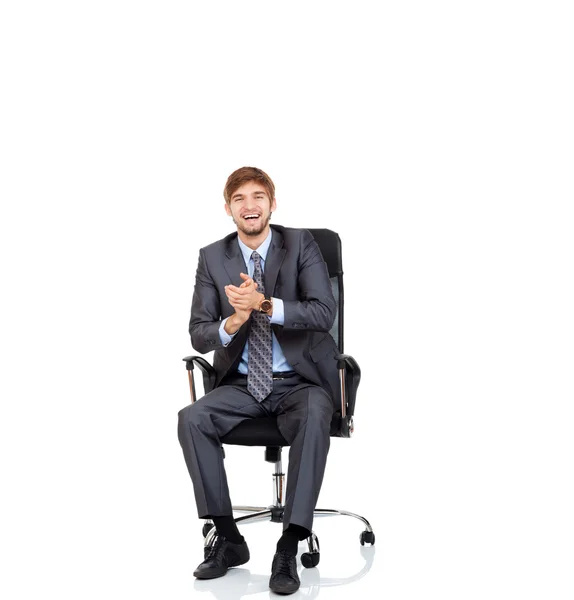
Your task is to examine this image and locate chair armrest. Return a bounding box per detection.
[335,354,361,417]
[182,355,217,396]
[334,353,361,438]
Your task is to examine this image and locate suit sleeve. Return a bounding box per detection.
[282,233,336,332]
[188,249,225,353]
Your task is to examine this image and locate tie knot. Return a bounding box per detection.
[251,251,261,264]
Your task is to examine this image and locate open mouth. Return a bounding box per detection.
[243,213,261,222]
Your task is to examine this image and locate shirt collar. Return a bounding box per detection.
[237,229,273,264]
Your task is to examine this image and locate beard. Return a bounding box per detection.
[234,212,272,236]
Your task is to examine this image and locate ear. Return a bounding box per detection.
[224,202,232,216]
[270,197,277,212]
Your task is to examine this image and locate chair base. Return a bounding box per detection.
[202,506,375,568]
[200,453,374,565]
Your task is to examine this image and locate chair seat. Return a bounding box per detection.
[220,412,343,447]
[221,417,289,447]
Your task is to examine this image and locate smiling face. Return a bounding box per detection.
[225,180,277,243]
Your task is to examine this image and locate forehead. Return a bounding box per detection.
[231,181,269,198]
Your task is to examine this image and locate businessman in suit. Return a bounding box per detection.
[178,166,338,594]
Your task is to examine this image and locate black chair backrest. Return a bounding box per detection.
[307,229,344,353]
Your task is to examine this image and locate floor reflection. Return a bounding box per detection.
[192,545,376,599]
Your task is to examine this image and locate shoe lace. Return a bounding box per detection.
[205,535,225,560]
[275,550,296,577]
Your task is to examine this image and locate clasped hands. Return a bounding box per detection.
[224,273,264,320]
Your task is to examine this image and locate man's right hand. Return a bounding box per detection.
[223,309,251,334]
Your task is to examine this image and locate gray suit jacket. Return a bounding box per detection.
[189,225,340,406]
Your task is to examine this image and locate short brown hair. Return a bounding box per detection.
[223,166,275,205]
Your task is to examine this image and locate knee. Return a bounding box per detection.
[178,401,209,429]
[178,403,192,425]
[307,388,334,422]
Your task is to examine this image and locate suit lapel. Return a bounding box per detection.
[223,235,247,286]
[265,228,286,295]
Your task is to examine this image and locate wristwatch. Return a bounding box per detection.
[258,294,273,315]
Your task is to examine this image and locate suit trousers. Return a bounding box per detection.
[177,373,333,533]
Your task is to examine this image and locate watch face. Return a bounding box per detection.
[260,300,272,313]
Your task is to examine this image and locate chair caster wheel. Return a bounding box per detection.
[360,530,375,546]
[202,522,214,538]
[301,552,320,568]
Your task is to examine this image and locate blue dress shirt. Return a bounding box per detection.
[218,230,293,374]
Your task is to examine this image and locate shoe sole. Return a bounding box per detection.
[269,582,300,594]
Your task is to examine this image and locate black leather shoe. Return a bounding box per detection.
[193,535,250,579]
[269,550,300,594]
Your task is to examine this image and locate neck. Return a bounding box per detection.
[237,226,271,250]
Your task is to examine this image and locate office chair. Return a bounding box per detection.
[182,228,374,567]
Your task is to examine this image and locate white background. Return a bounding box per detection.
[1,1,573,598]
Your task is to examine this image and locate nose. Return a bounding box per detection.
[244,197,258,211]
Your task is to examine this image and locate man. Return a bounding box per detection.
[178,166,339,595]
